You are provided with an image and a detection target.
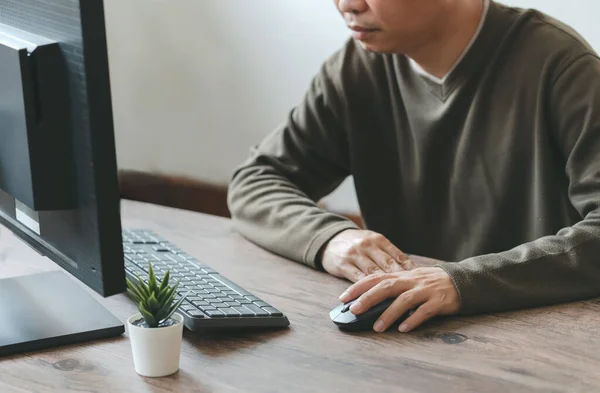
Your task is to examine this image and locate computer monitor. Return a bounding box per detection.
[0,0,125,355]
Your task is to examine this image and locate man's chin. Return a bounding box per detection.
[355,39,400,55]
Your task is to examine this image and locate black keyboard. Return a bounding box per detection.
[122,229,290,331]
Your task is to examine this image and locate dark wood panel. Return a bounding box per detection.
[0,200,598,392]
[118,169,365,228]
[118,169,231,218]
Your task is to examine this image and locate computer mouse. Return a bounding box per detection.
[330,298,412,332]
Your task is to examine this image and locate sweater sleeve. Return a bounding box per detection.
[438,53,600,315]
[227,44,360,269]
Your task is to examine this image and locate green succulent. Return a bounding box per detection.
[126,263,187,328]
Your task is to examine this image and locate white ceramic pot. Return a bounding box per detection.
[127,312,184,377]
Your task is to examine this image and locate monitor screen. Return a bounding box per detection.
[0,0,125,297]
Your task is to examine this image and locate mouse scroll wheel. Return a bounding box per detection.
[342,300,357,313]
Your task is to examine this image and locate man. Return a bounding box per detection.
[227,0,600,333]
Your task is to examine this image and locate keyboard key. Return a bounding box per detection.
[233,307,255,317]
[253,301,270,308]
[205,310,225,318]
[149,253,167,261]
[220,308,241,317]
[165,255,180,263]
[243,304,270,316]
[173,255,189,263]
[187,266,203,272]
[245,296,260,302]
[211,276,253,295]
[181,304,195,311]
[212,303,228,308]
[187,310,206,318]
[199,306,216,312]
[192,301,210,307]
[238,299,252,305]
[262,307,283,316]
[226,301,241,307]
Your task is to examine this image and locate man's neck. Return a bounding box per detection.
[408,0,485,79]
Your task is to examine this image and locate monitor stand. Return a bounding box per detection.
[0,271,124,356]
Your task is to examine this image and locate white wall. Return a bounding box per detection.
[104,0,348,180]
[105,0,599,214]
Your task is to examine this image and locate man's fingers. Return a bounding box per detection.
[364,247,403,273]
[397,301,440,333]
[352,255,384,276]
[372,290,424,332]
[348,277,411,315]
[339,273,387,302]
[400,257,417,270]
[341,264,367,283]
[379,238,415,270]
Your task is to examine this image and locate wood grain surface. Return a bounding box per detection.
[0,200,598,393]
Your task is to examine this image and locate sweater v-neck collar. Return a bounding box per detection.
[410,0,490,86]
[409,0,507,101]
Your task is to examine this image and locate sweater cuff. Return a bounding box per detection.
[435,261,480,315]
[303,221,359,269]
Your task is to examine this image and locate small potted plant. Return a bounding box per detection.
[126,263,188,377]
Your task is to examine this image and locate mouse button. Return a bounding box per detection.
[334,310,358,324]
[329,304,344,320]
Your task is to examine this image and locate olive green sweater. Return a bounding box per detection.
[227,1,600,314]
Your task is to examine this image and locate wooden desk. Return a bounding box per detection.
[0,200,599,393]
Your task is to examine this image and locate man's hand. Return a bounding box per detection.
[321,229,415,282]
[338,267,461,332]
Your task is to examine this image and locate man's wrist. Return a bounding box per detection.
[314,244,327,271]
[313,227,357,271]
